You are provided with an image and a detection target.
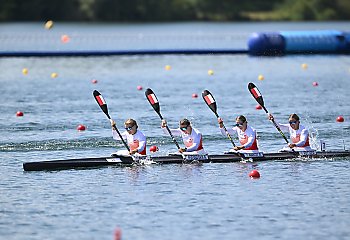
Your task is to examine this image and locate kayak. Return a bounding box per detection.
[23,150,350,171]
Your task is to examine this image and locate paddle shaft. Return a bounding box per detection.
[157,113,181,150]
[109,118,131,152]
[248,83,291,146]
[202,90,238,148]
[93,90,130,152]
[145,88,183,151]
[261,106,290,145]
[214,112,237,148]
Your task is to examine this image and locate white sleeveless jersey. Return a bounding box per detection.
[112,129,146,154]
[276,123,310,148]
[162,127,203,152]
[220,125,258,150]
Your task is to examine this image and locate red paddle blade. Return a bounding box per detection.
[248,82,264,107]
[93,90,110,118]
[145,88,160,114]
[202,90,217,114]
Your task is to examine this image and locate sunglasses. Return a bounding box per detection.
[180,125,189,131]
[289,121,298,125]
[125,126,134,131]
[235,122,245,127]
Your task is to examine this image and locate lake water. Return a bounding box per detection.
[1,22,350,240]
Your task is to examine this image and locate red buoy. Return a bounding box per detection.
[91,79,98,84]
[192,93,198,98]
[336,116,344,122]
[150,145,158,152]
[16,111,24,117]
[312,81,319,87]
[114,227,122,240]
[137,85,143,91]
[77,124,86,131]
[255,104,262,110]
[249,170,260,178]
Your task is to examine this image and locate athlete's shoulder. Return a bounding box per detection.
[136,130,146,137]
[247,125,256,131]
[192,127,202,134]
[299,124,309,132]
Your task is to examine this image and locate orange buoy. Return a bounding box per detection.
[192,93,198,98]
[336,116,344,122]
[91,79,98,84]
[150,145,158,152]
[255,104,262,110]
[77,124,86,131]
[61,34,70,43]
[16,111,24,117]
[137,85,143,91]
[249,170,260,178]
[312,82,318,86]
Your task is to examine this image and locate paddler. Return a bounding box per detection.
[111,118,146,155]
[217,115,259,153]
[161,118,205,154]
[268,113,313,151]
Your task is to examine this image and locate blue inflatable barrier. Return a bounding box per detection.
[248,30,350,55]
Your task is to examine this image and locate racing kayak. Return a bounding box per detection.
[23,150,350,171]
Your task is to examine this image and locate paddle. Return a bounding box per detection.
[202,90,237,148]
[145,88,182,151]
[247,82,291,146]
[93,90,130,152]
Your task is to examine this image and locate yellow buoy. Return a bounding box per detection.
[45,20,54,30]
[301,63,308,69]
[51,72,58,78]
[22,68,28,75]
[258,74,264,81]
[165,65,171,71]
[208,69,214,75]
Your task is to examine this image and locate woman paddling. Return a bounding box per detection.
[218,115,259,153]
[268,113,313,152]
[111,118,147,155]
[161,118,205,154]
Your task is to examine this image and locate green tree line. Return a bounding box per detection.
[1,0,349,22]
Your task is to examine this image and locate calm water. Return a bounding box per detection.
[1,22,350,240]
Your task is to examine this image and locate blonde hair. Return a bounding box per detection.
[124,118,138,129]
